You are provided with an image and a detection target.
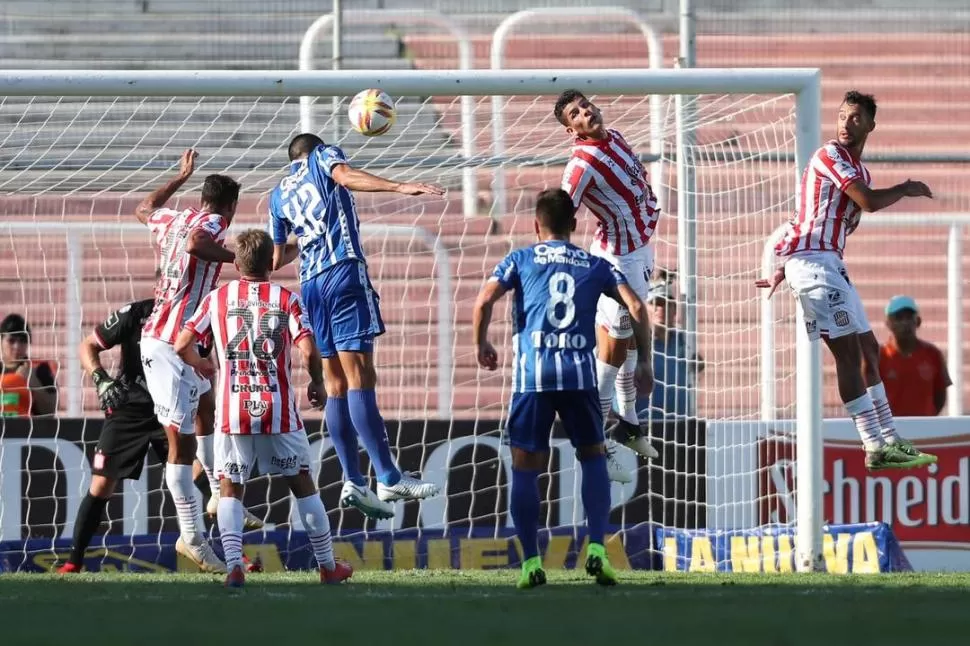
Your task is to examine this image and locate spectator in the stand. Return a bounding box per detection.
[878,295,951,416]
[636,281,704,423]
[0,314,58,416]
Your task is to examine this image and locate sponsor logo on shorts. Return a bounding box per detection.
[243,400,269,417]
[188,386,198,400]
[271,455,299,471]
[805,319,818,335]
[834,310,850,327]
[827,290,845,306]
[617,312,632,330]
[154,403,170,418]
[222,461,248,475]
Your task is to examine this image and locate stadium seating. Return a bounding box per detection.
[0,4,966,420]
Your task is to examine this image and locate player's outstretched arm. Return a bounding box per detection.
[330,163,444,197]
[472,279,508,371]
[610,283,655,394]
[296,335,326,410]
[174,329,216,380]
[134,148,197,224]
[844,178,932,213]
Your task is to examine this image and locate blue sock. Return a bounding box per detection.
[347,389,401,486]
[510,469,541,561]
[580,454,610,545]
[325,396,364,486]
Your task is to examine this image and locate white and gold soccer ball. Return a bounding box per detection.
[348,88,396,136]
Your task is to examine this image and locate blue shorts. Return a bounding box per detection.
[302,260,385,358]
[505,390,603,452]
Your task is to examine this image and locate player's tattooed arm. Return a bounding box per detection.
[843,178,932,213]
[330,163,445,197]
[609,283,655,395]
[134,148,197,224]
[472,279,508,371]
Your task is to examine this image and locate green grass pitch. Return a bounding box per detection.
[2,569,967,645]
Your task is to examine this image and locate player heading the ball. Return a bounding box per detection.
[473,188,654,589]
[269,133,445,520]
[175,229,353,588]
[759,90,936,471]
[555,89,662,483]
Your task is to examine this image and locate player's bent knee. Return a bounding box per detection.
[576,443,606,460]
[285,472,318,499]
[89,475,117,498]
[219,478,244,499]
[511,447,547,471]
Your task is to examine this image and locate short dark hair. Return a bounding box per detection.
[200,174,240,211]
[288,133,325,161]
[535,188,576,234]
[0,313,30,342]
[554,89,586,126]
[843,90,877,120]
[234,229,274,276]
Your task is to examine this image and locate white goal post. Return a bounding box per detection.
[0,68,823,571]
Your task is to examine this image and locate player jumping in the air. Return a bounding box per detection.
[473,189,654,589]
[269,133,444,520]
[136,148,247,569]
[758,90,937,470]
[175,229,353,588]
[555,89,661,483]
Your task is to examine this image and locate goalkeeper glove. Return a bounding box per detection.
[92,368,128,412]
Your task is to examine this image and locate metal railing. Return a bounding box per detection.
[760,213,967,419]
[0,221,454,419]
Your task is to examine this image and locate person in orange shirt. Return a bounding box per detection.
[878,295,952,416]
[1,314,58,416]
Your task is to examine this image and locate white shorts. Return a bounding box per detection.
[140,337,210,434]
[590,242,655,340]
[215,431,312,484]
[784,251,871,341]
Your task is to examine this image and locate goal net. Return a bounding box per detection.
[0,70,820,574]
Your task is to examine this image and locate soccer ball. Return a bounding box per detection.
[348,89,396,136]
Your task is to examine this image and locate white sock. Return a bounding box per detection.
[596,359,620,423]
[165,462,203,546]
[844,393,884,450]
[217,496,244,570]
[615,349,640,424]
[195,434,220,494]
[867,383,899,444]
[296,493,335,570]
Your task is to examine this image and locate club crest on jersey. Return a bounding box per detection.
[244,400,269,417]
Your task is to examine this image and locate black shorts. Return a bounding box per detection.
[91,408,168,480]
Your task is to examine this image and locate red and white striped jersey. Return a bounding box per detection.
[561,128,661,256]
[185,279,313,435]
[775,141,872,259]
[143,207,229,344]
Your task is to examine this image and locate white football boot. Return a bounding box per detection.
[206,491,265,531]
[340,480,395,519]
[376,473,441,502]
[605,441,633,484]
[176,536,227,573]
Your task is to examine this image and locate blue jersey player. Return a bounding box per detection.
[473,189,654,589]
[269,133,444,519]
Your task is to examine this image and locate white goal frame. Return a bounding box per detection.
[0,67,823,570]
